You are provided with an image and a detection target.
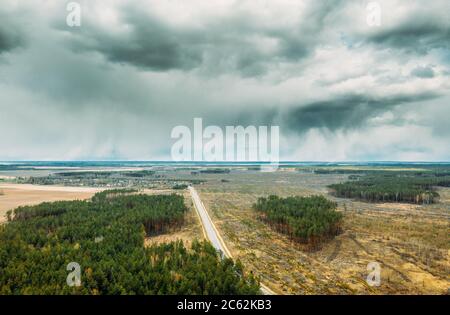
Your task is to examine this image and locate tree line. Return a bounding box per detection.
[328,173,450,204]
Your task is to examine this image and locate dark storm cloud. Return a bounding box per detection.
[0,29,21,53]
[1,0,449,160]
[210,92,442,137]
[281,93,440,133]
[265,1,343,61]
[56,2,343,76]
[365,20,450,54]
[411,65,435,78]
[62,7,201,71]
[0,14,25,54]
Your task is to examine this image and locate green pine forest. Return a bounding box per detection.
[253,195,342,248]
[328,173,450,204]
[0,190,260,294]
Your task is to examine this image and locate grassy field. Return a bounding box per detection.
[195,171,449,294]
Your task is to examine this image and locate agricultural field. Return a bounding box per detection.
[196,170,450,294]
[0,184,103,224]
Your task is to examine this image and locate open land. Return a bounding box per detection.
[1,164,448,294]
[195,171,449,294]
[0,184,104,223]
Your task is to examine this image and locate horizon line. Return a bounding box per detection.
[1,160,450,164]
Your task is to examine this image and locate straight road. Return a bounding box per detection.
[188,186,231,257]
[188,186,275,295]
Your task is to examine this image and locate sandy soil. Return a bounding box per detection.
[0,184,105,223]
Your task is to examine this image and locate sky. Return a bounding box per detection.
[0,0,449,161]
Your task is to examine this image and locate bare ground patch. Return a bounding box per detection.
[0,184,105,223]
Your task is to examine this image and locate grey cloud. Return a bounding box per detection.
[56,2,343,76]
[0,29,21,53]
[211,92,441,137]
[411,65,435,78]
[1,0,450,161]
[281,93,440,133]
[0,14,25,54]
[365,20,449,55]
[64,8,201,71]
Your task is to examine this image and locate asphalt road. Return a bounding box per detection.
[188,186,229,257]
[188,186,275,295]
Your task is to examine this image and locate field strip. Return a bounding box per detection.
[0,183,105,193]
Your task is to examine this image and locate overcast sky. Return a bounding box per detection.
[0,0,449,161]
